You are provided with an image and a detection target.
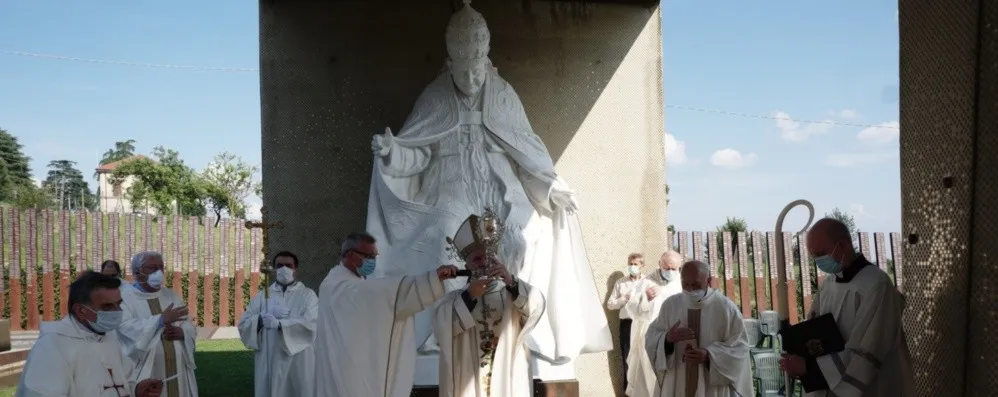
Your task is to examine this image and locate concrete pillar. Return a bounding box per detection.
[260,1,665,394]
[899,0,997,395]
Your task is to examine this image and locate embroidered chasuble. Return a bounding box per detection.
[118,285,199,397]
[433,279,545,397]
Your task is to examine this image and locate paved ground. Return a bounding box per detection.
[10,326,240,350]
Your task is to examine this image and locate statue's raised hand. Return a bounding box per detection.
[371,127,395,157]
[550,179,579,213]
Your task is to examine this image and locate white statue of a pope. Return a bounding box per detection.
[367,0,612,370]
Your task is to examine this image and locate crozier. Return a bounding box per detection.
[365,0,612,385]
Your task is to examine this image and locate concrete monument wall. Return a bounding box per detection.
[259,0,665,394]
[899,0,997,395]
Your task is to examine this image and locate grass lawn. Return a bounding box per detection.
[0,339,253,397]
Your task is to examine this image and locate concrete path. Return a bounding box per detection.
[10,326,240,350]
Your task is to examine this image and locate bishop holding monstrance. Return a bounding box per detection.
[433,211,545,397]
[367,0,611,368]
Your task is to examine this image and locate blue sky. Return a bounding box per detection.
[0,1,900,233]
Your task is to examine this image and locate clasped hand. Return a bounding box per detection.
[163,324,184,341]
[267,299,291,319]
[135,378,163,397]
[778,354,806,376]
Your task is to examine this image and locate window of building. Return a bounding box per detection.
[112,182,122,197]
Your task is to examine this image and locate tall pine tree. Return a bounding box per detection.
[0,128,36,203]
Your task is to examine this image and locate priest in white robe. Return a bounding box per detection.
[625,250,685,397]
[433,213,546,397]
[313,232,459,397]
[779,218,915,397]
[117,251,199,397]
[237,251,319,397]
[18,271,163,397]
[645,260,753,397]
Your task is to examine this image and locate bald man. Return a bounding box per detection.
[644,260,753,397]
[646,251,685,316]
[779,218,915,397]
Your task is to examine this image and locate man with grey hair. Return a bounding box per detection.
[645,260,752,397]
[313,232,461,397]
[117,251,199,397]
[625,250,685,397]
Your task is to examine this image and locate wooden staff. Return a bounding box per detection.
[774,199,814,396]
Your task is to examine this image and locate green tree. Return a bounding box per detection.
[100,139,137,166]
[715,217,748,262]
[111,146,207,216]
[43,160,97,210]
[201,152,260,222]
[825,207,858,235]
[0,128,34,203]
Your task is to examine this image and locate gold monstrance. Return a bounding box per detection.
[244,206,284,299]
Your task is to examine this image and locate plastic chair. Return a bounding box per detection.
[751,351,784,397]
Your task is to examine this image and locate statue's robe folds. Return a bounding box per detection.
[237,281,319,397]
[367,68,612,365]
[17,317,138,397]
[434,280,545,397]
[117,284,199,397]
[644,289,753,397]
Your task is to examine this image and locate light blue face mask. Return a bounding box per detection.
[815,244,842,274]
[358,258,377,277]
[83,305,123,333]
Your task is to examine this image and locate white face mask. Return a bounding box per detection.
[684,289,706,303]
[660,269,679,282]
[627,265,640,276]
[145,270,164,289]
[276,267,295,285]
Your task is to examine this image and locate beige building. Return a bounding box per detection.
[95,155,155,214]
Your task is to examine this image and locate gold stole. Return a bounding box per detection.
[146,299,181,397]
[685,308,702,397]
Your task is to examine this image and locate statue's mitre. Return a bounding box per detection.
[446,0,490,62]
[452,214,487,260]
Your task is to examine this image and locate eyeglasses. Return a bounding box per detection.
[350,250,377,260]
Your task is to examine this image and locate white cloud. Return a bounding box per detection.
[856,121,900,145]
[837,109,860,119]
[664,132,688,165]
[32,178,43,187]
[709,149,758,170]
[774,111,833,142]
[244,197,263,221]
[849,203,866,216]
[824,151,896,167]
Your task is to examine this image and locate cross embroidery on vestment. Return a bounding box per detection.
[103,368,127,396]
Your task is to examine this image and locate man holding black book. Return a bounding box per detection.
[779,218,915,396]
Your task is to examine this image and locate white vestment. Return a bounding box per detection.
[17,317,138,397]
[313,264,446,397]
[805,263,915,397]
[237,281,319,397]
[366,68,612,364]
[117,284,198,397]
[625,274,682,397]
[433,280,545,397]
[645,289,753,397]
[646,269,684,318]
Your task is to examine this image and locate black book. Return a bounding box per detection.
[778,313,846,392]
